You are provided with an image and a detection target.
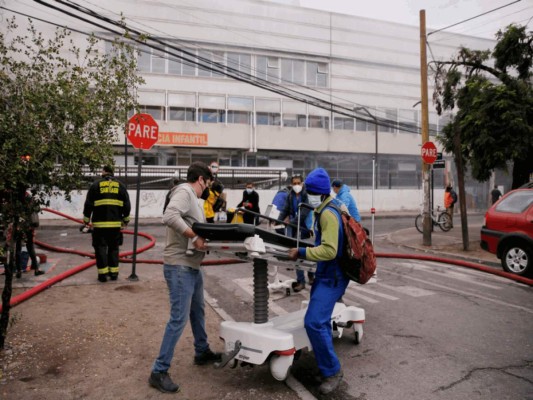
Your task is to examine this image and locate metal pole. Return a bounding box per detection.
[420,9,432,246]
[371,157,375,244]
[128,149,142,281]
[374,122,378,189]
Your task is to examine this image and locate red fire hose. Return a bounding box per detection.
[3,209,531,313]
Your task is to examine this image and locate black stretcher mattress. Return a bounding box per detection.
[192,223,313,248]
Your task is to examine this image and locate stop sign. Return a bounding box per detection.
[421,141,438,164]
[127,113,159,150]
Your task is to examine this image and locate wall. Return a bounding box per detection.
[41,188,443,220]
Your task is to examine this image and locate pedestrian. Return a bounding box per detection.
[149,161,221,394]
[271,185,291,234]
[287,168,347,395]
[14,188,45,278]
[331,180,361,222]
[279,174,313,291]
[237,181,260,224]
[491,185,502,205]
[203,180,224,223]
[444,184,457,228]
[82,165,131,282]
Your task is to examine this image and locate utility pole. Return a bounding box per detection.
[420,10,432,246]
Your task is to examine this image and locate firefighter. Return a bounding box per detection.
[83,165,131,282]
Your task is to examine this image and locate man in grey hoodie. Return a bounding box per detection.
[149,161,221,394]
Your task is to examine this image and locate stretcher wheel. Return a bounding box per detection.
[353,324,364,345]
[286,288,291,296]
[269,354,294,381]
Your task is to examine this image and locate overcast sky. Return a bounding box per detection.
[299,0,532,39]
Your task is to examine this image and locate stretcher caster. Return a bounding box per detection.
[353,323,364,345]
[269,353,294,381]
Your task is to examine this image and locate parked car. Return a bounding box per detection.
[480,188,533,276]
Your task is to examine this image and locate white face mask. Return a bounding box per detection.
[246,188,253,194]
[292,184,302,194]
[308,194,322,208]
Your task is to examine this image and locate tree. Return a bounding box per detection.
[0,17,144,348]
[433,24,533,190]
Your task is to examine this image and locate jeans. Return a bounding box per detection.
[304,276,349,377]
[152,265,209,373]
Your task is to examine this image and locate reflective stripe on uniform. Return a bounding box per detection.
[109,266,119,273]
[92,221,122,228]
[94,199,124,207]
[98,267,109,274]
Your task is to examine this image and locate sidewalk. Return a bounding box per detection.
[385,218,500,266]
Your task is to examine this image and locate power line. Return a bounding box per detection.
[427,0,522,37]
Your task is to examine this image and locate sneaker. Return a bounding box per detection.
[98,274,107,283]
[319,369,343,394]
[308,276,315,286]
[16,270,22,279]
[194,349,222,365]
[34,270,45,276]
[292,281,305,293]
[148,371,180,393]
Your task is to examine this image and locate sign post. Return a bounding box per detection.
[126,113,159,281]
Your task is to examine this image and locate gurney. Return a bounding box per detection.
[192,222,366,381]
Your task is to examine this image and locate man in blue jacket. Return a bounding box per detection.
[288,168,348,395]
[331,180,361,222]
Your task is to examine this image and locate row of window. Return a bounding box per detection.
[136,105,442,134]
[136,46,328,88]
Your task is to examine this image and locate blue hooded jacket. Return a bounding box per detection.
[335,184,361,222]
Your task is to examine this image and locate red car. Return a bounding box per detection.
[480,188,533,276]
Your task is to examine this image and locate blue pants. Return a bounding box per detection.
[152,265,209,373]
[304,277,349,377]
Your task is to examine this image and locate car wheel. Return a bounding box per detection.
[501,244,532,276]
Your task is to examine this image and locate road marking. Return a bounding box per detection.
[404,263,503,290]
[355,286,399,300]
[343,291,376,304]
[401,275,533,315]
[377,283,435,297]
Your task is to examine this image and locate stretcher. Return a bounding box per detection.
[192,222,366,381]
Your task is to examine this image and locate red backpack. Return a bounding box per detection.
[317,202,377,284]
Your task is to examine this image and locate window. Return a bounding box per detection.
[198,50,225,78]
[378,108,398,133]
[227,110,250,124]
[307,62,328,87]
[309,115,329,129]
[334,117,354,130]
[200,109,224,123]
[227,52,251,76]
[139,105,165,121]
[257,56,280,82]
[256,112,281,126]
[399,109,419,134]
[137,45,166,73]
[169,107,196,121]
[281,59,305,85]
[283,114,307,128]
[356,118,368,132]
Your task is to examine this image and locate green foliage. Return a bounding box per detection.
[0,17,143,221]
[433,24,533,188]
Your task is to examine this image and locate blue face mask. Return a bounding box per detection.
[308,194,322,208]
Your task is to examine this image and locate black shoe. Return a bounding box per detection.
[16,271,22,279]
[149,371,180,393]
[34,270,45,276]
[98,275,107,283]
[194,349,222,365]
[319,369,343,394]
[292,281,305,293]
[109,274,118,281]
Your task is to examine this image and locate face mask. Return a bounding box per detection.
[308,194,322,208]
[246,188,253,194]
[210,165,219,173]
[292,185,302,194]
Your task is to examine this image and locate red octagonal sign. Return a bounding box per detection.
[127,113,159,150]
[421,141,438,164]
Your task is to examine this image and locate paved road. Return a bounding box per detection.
[23,216,532,399]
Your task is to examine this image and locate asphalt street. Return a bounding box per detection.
[8,214,533,400]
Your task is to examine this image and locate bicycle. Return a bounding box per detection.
[415,205,452,233]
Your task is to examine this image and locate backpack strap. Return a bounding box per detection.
[315,199,344,259]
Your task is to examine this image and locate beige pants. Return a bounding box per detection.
[446,206,454,227]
